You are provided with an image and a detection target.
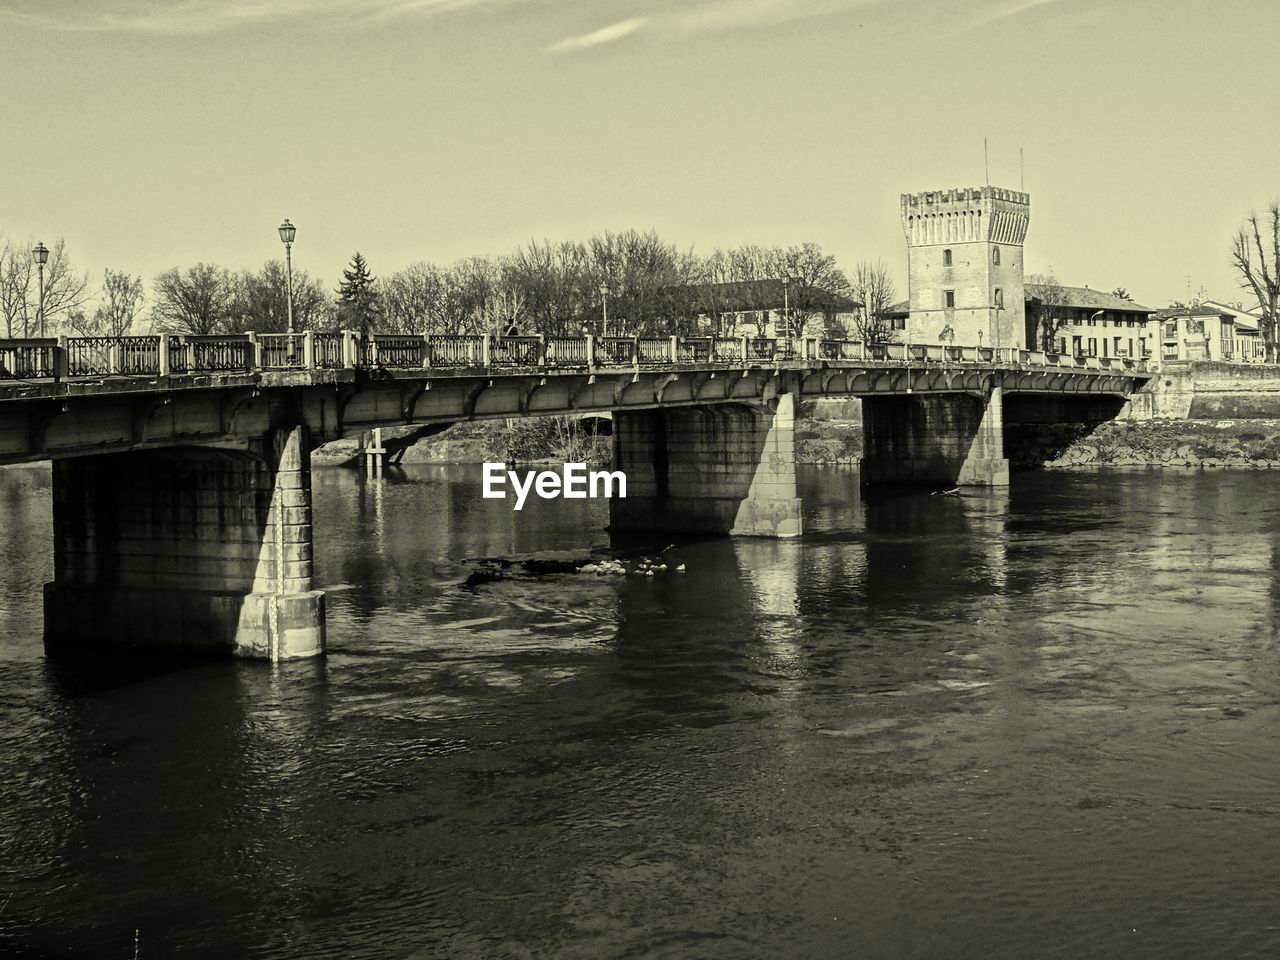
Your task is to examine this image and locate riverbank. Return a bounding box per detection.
[1017,418,1280,469]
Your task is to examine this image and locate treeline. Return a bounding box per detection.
[0,229,900,340]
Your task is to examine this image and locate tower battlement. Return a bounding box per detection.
[901,185,1030,246]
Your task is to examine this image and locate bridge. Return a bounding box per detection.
[0,331,1151,661]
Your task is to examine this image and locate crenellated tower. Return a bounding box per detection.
[900,186,1030,349]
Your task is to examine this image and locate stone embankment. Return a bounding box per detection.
[1022,419,1280,470]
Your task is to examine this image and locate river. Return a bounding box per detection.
[0,464,1277,959]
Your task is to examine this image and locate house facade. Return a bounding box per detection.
[1026,286,1156,359]
[1151,302,1270,363]
[1197,299,1265,361]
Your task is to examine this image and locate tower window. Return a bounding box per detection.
[943,249,953,267]
[992,247,1001,265]
[944,290,955,309]
[994,288,1004,309]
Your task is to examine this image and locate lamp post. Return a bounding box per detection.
[278,219,296,336]
[33,242,49,338]
[781,276,792,339]
[599,282,609,337]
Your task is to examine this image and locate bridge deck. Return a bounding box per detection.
[0,332,1149,402]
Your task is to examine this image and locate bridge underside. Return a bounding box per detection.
[9,364,1144,661]
[44,425,324,659]
[611,394,802,537]
[859,388,1009,486]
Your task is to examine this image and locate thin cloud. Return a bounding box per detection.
[0,0,500,34]
[547,17,648,54]
[669,0,881,33]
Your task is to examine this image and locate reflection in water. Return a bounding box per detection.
[0,462,1278,958]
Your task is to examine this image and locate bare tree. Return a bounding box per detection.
[848,260,897,342]
[231,261,335,333]
[381,261,447,334]
[1231,202,1280,362]
[151,264,236,335]
[1025,273,1072,352]
[74,269,145,336]
[0,237,90,337]
[0,240,32,337]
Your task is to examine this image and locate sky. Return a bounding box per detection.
[1,0,1277,311]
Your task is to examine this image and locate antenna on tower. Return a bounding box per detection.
[984,137,989,185]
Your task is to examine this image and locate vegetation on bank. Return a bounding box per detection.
[1021,419,1280,469]
[313,418,612,467]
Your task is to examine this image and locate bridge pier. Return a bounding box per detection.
[43,424,325,660]
[860,386,1009,486]
[610,394,802,537]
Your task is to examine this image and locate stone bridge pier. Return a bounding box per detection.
[610,393,803,538]
[43,424,324,660]
[859,386,1009,486]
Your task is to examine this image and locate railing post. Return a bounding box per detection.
[341,330,358,369]
[421,334,430,369]
[585,334,595,369]
[481,333,491,368]
[158,334,171,376]
[740,335,749,364]
[54,335,68,382]
[632,336,640,368]
[108,339,122,375]
[670,335,678,364]
[539,333,547,368]
[245,332,259,371]
[303,331,315,370]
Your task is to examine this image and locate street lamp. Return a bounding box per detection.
[781,276,794,338]
[599,282,609,337]
[33,242,49,338]
[278,219,296,336]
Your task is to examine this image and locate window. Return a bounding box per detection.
[944,290,955,309]
[1164,320,1178,339]
[992,247,1001,265]
[1088,337,1097,356]
[1188,319,1204,335]
[994,288,1004,309]
[943,249,953,267]
[1072,336,1083,356]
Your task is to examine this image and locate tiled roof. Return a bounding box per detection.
[1153,305,1233,320]
[1025,284,1154,313]
[881,299,910,317]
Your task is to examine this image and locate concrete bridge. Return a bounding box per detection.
[0,331,1150,661]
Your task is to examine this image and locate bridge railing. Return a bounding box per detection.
[0,331,1150,384]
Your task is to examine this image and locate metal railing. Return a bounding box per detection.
[0,331,1151,385]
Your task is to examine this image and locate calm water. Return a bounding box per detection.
[0,463,1277,959]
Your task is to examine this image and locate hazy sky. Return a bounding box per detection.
[1,0,1276,310]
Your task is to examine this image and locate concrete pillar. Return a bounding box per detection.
[43,424,325,660]
[610,394,802,537]
[860,387,1009,486]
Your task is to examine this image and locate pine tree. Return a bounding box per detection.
[336,252,381,335]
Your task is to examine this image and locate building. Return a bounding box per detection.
[679,279,861,339]
[1197,299,1265,361]
[901,185,1030,349]
[1026,285,1156,359]
[1151,302,1267,362]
